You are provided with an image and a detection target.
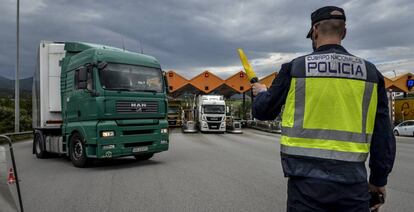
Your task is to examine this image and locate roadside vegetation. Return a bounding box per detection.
[0,92,32,134]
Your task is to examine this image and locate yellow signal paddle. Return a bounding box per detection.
[237,48,259,83]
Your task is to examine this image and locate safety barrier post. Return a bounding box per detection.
[0,135,24,212]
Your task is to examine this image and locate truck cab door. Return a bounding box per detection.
[65,70,80,122]
[76,66,97,121]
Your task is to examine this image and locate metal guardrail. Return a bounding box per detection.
[0,131,32,145]
[0,135,25,212]
[1,131,32,137]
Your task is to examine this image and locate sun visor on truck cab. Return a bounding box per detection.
[64,42,124,53]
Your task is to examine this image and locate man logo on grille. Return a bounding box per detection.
[131,103,147,112]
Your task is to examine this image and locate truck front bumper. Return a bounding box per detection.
[200,121,226,132]
[168,119,182,127]
[90,119,169,159]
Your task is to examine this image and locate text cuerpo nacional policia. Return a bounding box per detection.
[306,53,366,79]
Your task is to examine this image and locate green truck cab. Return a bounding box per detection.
[32,41,169,167]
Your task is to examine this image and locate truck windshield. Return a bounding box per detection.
[99,63,163,92]
[203,105,225,114]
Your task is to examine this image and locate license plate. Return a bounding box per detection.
[132,146,149,153]
[211,125,218,129]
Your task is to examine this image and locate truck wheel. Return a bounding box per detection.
[134,153,154,161]
[70,133,90,168]
[34,132,48,159]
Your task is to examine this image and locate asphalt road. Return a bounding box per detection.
[6,129,414,212]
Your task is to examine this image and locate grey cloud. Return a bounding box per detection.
[0,0,413,79]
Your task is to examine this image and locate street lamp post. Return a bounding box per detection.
[15,0,20,132]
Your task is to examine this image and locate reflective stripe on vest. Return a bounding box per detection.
[281,53,378,162]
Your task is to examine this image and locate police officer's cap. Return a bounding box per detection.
[306,6,346,38]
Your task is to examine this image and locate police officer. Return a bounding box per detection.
[252,6,396,212]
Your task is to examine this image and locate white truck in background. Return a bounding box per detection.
[196,95,226,133]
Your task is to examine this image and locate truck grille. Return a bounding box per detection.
[207,123,221,129]
[206,116,222,122]
[123,129,154,135]
[116,101,158,114]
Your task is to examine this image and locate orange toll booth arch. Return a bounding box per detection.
[189,71,224,94]
[385,73,414,93]
[166,70,277,98]
[259,72,278,88]
[166,70,411,98]
[166,71,188,93]
[382,72,414,125]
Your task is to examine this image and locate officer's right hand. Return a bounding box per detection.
[369,184,386,211]
[252,83,267,96]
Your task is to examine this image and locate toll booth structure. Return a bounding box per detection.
[384,73,414,125]
[166,70,413,124]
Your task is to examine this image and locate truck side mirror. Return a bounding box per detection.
[76,67,88,89]
[163,71,169,94]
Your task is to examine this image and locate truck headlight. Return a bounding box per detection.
[101,131,115,137]
[161,128,168,134]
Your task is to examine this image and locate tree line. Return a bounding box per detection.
[0,95,32,134]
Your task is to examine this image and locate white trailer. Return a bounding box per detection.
[32,41,65,129]
[196,95,226,132]
[32,41,66,155]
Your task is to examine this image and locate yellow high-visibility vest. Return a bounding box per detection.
[281,52,378,162]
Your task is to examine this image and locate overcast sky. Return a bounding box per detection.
[0,0,413,79]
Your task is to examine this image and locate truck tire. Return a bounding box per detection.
[70,133,90,168]
[134,153,154,161]
[34,132,48,159]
